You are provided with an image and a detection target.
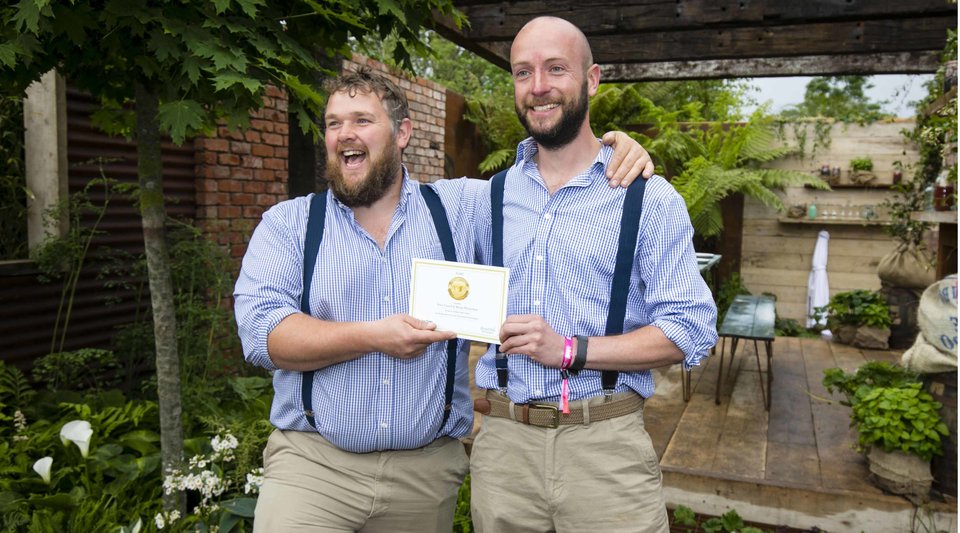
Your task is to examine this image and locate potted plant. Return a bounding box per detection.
[823,361,949,503]
[849,156,877,185]
[817,289,892,349]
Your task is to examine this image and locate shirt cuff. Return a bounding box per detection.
[253,307,300,372]
[653,319,702,370]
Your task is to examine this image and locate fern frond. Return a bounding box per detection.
[478,148,515,173]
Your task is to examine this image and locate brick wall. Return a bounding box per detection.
[194,85,289,260]
[193,55,447,264]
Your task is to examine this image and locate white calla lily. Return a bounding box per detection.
[33,456,53,483]
[60,420,93,457]
[131,517,142,533]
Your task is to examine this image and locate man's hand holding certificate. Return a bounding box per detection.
[409,259,508,344]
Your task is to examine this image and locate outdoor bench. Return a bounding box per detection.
[713,294,776,410]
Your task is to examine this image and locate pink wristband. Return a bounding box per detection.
[561,336,574,369]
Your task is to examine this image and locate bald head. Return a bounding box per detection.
[512,16,594,71]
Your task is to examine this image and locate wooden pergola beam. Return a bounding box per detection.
[600,51,944,81]
[432,0,957,78]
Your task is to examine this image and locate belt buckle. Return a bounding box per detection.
[529,403,560,428]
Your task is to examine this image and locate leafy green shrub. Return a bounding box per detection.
[819,289,891,330]
[32,348,121,393]
[850,156,874,172]
[823,362,949,461]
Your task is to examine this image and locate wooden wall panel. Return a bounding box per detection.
[739,121,917,323]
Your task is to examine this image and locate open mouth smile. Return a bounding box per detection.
[340,149,367,168]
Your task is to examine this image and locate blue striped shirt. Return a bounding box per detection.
[234,171,488,453]
[474,138,718,403]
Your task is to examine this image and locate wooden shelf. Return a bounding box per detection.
[910,211,958,224]
[778,217,890,226]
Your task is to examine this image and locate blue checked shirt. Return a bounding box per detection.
[234,170,488,453]
[474,139,718,403]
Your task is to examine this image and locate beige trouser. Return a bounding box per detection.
[253,429,469,533]
[470,399,669,533]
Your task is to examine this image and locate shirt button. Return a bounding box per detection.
[533,300,540,306]
[379,422,389,429]
[543,213,552,220]
[536,255,543,261]
[383,295,390,302]
[382,379,390,386]
[534,390,543,396]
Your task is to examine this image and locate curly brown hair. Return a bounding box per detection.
[325,66,409,132]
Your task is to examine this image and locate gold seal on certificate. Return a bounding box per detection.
[409,259,508,344]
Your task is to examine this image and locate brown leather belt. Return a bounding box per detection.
[474,390,644,428]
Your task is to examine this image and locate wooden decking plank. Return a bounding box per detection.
[646,366,688,458]
[830,341,868,374]
[661,391,724,470]
[768,336,817,447]
[765,440,821,488]
[713,370,769,478]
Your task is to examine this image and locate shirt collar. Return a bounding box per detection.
[513,137,611,186]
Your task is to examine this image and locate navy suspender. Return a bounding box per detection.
[490,170,509,392]
[489,170,646,395]
[418,185,459,431]
[299,186,459,433]
[299,191,328,429]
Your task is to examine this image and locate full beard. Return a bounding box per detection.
[516,80,590,151]
[325,143,402,208]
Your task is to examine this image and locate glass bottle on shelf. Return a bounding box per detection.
[934,171,955,211]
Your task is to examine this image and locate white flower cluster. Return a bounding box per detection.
[164,468,227,509]
[153,510,180,530]
[210,433,238,462]
[13,410,28,442]
[244,467,264,494]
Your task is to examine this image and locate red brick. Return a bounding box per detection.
[275,122,289,135]
[262,133,284,146]
[244,130,262,143]
[267,182,285,194]
[266,85,284,98]
[232,167,253,180]
[197,151,219,165]
[218,127,244,141]
[275,99,288,112]
[242,156,264,169]
[243,181,266,193]
[199,167,218,179]
[263,158,285,170]
[230,141,251,155]
[197,206,218,219]
[274,147,288,159]
[214,166,232,179]
[198,180,219,193]
[218,153,241,166]
[274,170,288,181]
[233,193,255,205]
[251,144,275,157]
[255,193,277,206]
[231,245,246,258]
[202,138,230,152]
[251,119,275,133]
[254,169,276,181]
[220,206,242,218]
[243,206,266,219]
[219,180,244,193]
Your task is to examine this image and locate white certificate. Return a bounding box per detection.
[409,258,508,344]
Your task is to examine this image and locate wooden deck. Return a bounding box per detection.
[645,336,957,532]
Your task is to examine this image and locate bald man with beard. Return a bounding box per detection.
[469,17,718,533]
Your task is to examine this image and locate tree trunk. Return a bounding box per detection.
[134,83,185,514]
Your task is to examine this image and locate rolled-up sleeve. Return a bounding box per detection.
[233,199,308,372]
[637,187,718,368]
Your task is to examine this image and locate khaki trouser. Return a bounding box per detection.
[470,397,669,533]
[254,429,469,533]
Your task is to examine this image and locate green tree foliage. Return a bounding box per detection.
[780,76,892,124]
[0,93,26,260]
[1,0,463,513]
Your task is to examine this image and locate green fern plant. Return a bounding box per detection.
[671,109,830,238]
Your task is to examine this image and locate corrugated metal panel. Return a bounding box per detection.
[0,89,196,369]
